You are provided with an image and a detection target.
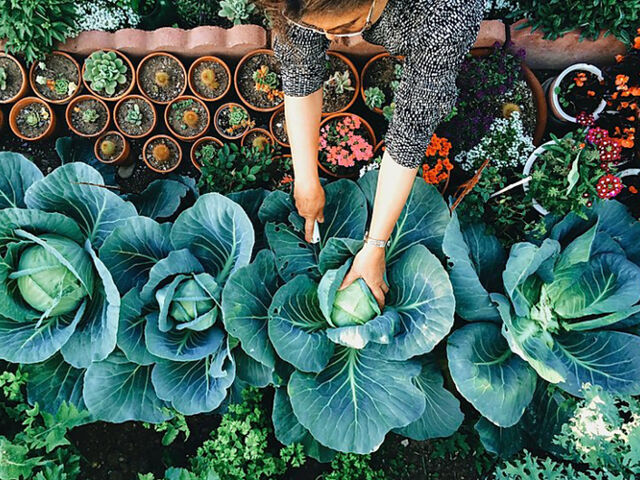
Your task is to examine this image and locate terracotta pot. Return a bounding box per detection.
[241,127,275,149]
[322,51,360,117]
[374,140,385,158]
[360,52,404,116]
[523,141,553,216]
[164,95,210,142]
[234,48,284,113]
[509,19,626,71]
[0,109,4,131]
[65,94,111,138]
[547,63,606,124]
[143,134,183,174]
[269,105,290,148]
[94,131,131,166]
[29,51,82,105]
[190,136,224,171]
[137,51,188,105]
[0,52,28,104]
[188,55,232,102]
[113,94,157,139]
[82,49,136,102]
[318,113,376,179]
[471,47,548,146]
[9,97,57,141]
[214,102,252,140]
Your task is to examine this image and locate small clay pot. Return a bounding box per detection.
[143,134,183,174]
[269,105,289,148]
[114,94,157,139]
[82,49,136,102]
[234,49,284,113]
[360,52,404,115]
[95,130,131,166]
[9,97,56,141]
[322,51,360,116]
[164,95,210,141]
[188,56,232,102]
[241,127,275,150]
[214,102,253,140]
[65,94,111,138]
[0,52,28,104]
[0,109,4,131]
[29,51,82,105]
[190,136,224,171]
[374,140,385,158]
[137,52,187,105]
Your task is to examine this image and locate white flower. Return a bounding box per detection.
[74,0,141,33]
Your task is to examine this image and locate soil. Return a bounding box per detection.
[319,115,375,178]
[362,55,403,110]
[191,59,229,100]
[237,53,284,110]
[244,129,273,150]
[139,54,186,103]
[85,52,134,100]
[14,101,52,139]
[97,133,125,163]
[0,133,59,174]
[167,97,209,139]
[31,53,80,102]
[216,104,252,139]
[322,55,357,115]
[116,97,155,137]
[0,55,24,102]
[145,136,181,171]
[69,98,109,136]
[557,70,604,117]
[619,173,640,219]
[271,109,289,146]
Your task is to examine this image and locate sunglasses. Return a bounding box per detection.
[283,0,376,38]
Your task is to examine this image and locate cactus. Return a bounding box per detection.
[100,139,116,157]
[152,143,171,163]
[182,110,200,128]
[200,68,219,90]
[155,71,170,88]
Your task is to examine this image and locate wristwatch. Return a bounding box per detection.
[363,232,389,248]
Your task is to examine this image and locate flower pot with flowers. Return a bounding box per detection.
[549,63,606,123]
[30,52,81,104]
[9,97,56,141]
[318,113,376,178]
[235,49,284,112]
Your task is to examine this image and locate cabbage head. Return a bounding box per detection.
[329,279,380,327]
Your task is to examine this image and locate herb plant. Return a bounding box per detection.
[83,50,129,96]
[174,0,219,28]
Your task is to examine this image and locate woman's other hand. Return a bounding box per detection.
[340,245,388,309]
[294,180,325,243]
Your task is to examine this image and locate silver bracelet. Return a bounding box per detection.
[363,232,389,248]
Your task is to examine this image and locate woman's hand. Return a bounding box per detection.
[294,180,325,243]
[340,245,389,308]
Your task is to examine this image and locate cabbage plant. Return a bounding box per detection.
[223,173,460,455]
[444,202,640,430]
[87,193,254,422]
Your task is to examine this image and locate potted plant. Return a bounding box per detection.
[114,95,157,138]
[66,95,110,138]
[549,63,606,123]
[188,56,231,102]
[30,51,81,104]
[191,136,224,171]
[361,53,404,120]
[82,50,135,101]
[214,102,254,140]
[143,135,182,173]
[137,52,187,104]
[165,95,210,141]
[9,97,56,141]
[0,52,27,104]
[269,106,289,148]
[241,128,275,151]
[235,49,284,112]
[94,131,131,166]
[318,113,376,178]
[322,51,359,115]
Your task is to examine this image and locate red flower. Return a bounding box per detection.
[576,112,595,127]
[586,127,609,146]
[596,175,623,199]
[597,137,622,164]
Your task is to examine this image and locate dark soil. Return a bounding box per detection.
[216,104,252,139]
[191,59,229,100]
[97,133,125,163]
[14,102,52,139]
[0,133,59,174]
[145,136,181,171]
[0,55,23,102]
[69,98,109,136]
[115,96,155,137]
[243,129,273,150]
[85,52,134,100]
[362,55,403,109]
[139,54,186,103]
[619,172,640,219]
[271,108,289,146]
[322,54,357,114]
[237,53,284,110]
[167,97,209,139]
[31,53,80,102]
[557,70,604,117]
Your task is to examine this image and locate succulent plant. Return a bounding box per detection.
[154,71,170,88]
[83,51,128,96]
[253,65,278,91]
[152,143,171,162]
[229,106,248,126]
[364,87,386,110]
[82,108,99,123]
[100,139,116,157]
[54,77,70,95]
[324,70,354,96]
[0,67,7,91]
[25,111,41,127]
[218,0,256,25]
[125,103,143,127]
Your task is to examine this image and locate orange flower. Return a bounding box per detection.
[616,74,630,91]
[634,35,640,50]
[587,90,596,97]
[630,186,638,194]
[616,54,625,63]
[574,72,587,87]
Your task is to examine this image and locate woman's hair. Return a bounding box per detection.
[259,0,370,34]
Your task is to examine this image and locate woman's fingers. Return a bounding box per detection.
[304,217,315,243]
[370,284,386,309]
[381,281,390,294]
[339,270,358,290]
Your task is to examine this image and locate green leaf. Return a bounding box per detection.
[475,417,525,458]
[0,152,43,208]
[131,180,190,220]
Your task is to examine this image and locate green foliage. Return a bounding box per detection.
[126,103,143,127]
[252,66,278,90]
[83,50,128,96]
[511,0,640,44]
[81,109,99,123]
[0,0,77,65]
[322,454,387,480]
[364,87,385,110]
[324,70,355,96]
[429,431,494,476]
[143,411,191,447]
[382,102,395,122]
[0,67,6,91]
[229,106,249,127]
[174,0,220,28]
[218,0,257,25]
[54,78,70,95]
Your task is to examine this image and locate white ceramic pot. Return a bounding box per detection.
[523,141,554,216]
[549,63,607,123]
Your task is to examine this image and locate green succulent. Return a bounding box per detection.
[83,50,128,96]
[0,67,7,91]
[218,0,256,25]
[364,87,386,110]
[324,70,355,96]
[125,103,143,127]
[82,109,99,123]
[54,77,70,95]
[25,111,41,127]
[228,106,248,126]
